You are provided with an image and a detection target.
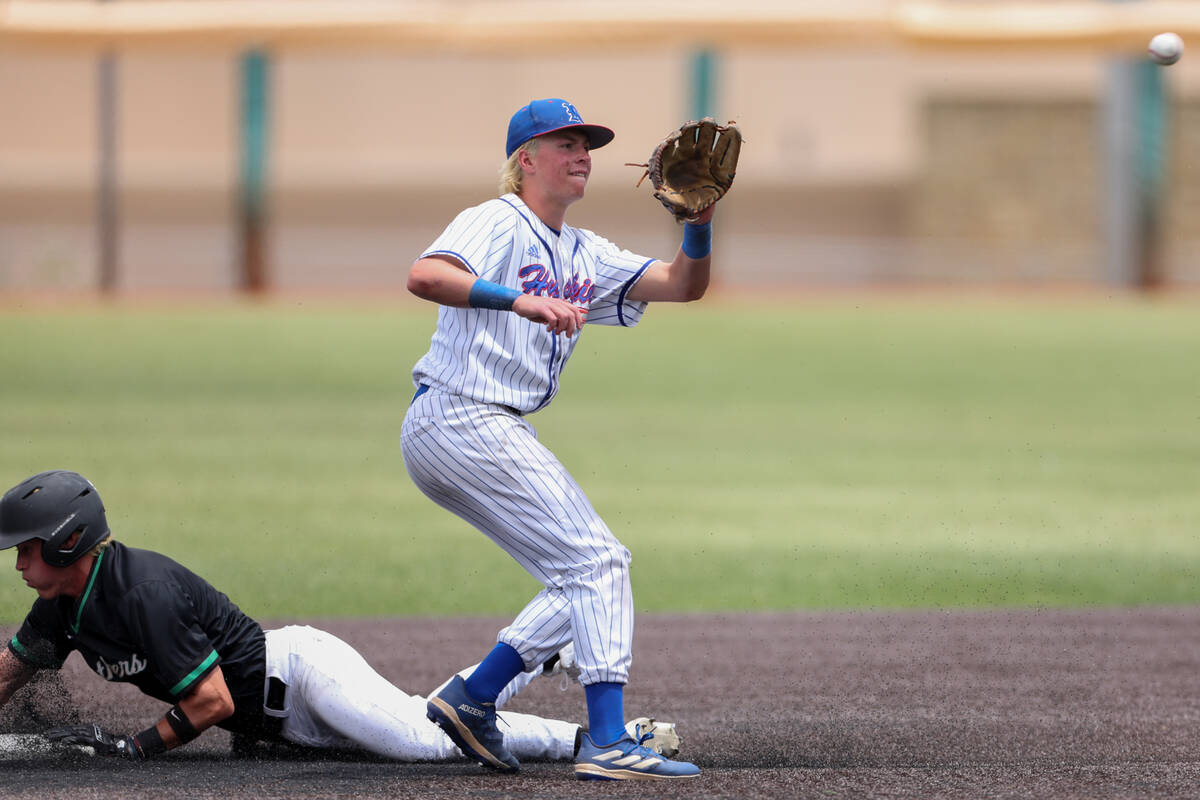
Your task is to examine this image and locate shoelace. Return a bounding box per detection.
[478,701,510,732]
[633,723,655,748]
[543,653,575,692]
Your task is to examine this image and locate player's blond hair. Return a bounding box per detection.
[89,534,113,558]
[499,138,540,195]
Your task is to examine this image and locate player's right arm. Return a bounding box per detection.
[406,254,479,306]
[408,255,587,336]
[0,647,37,709]
[2,605,70,711]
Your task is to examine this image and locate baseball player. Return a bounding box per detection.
[402,98,720,781]
[0,470,678,764]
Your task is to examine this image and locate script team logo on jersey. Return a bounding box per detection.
[93,652,148,681]
[519,264,595,307]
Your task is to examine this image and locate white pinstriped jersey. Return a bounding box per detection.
[411,193,653,414]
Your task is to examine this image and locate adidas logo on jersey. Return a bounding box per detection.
[93,652,147,681]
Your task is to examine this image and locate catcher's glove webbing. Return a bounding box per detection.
[629,118,743,222]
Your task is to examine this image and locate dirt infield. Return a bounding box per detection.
[2,607,1198,799]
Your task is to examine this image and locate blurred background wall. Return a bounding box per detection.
[1,0,1198,292]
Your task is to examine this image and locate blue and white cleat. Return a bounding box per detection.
[574,730,700,781]
[427,675,519,773]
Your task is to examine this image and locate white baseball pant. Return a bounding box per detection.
[262,625,578,761]
[400,387,635,686]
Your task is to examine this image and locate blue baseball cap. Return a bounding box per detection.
[505,99,615,158]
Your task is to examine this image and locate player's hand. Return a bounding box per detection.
[46,723,145,761]
[512,295,587,336]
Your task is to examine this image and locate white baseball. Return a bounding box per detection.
[1148,32,1184,66]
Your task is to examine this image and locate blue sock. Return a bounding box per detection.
[463,643,525,704]
[584,682,626,745]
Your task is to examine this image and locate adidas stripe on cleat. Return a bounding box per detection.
[574,731,699,781]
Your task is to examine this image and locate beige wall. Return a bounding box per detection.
[2,42,1198,289]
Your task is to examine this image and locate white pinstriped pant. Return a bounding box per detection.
[401,387,634,686]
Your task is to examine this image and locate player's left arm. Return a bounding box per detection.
[44,665,235,760]
[155,665,235,748]
[626,206,715,303]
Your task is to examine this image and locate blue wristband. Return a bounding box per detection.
[681,221,712,259]
[468,278,522,310]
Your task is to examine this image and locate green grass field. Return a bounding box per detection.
[1,296,1197,622]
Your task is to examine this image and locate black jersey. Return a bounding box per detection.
[8,542,270,735]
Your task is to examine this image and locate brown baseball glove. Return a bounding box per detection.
[629,118,742,222]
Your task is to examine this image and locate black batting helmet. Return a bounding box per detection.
[0,470,110,567]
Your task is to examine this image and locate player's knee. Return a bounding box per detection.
[577,544,631,579]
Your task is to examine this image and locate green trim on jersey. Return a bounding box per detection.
[7,634,62,669]
[70,548,106,635]
[170,649,219,697]
[9,635,30,659]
